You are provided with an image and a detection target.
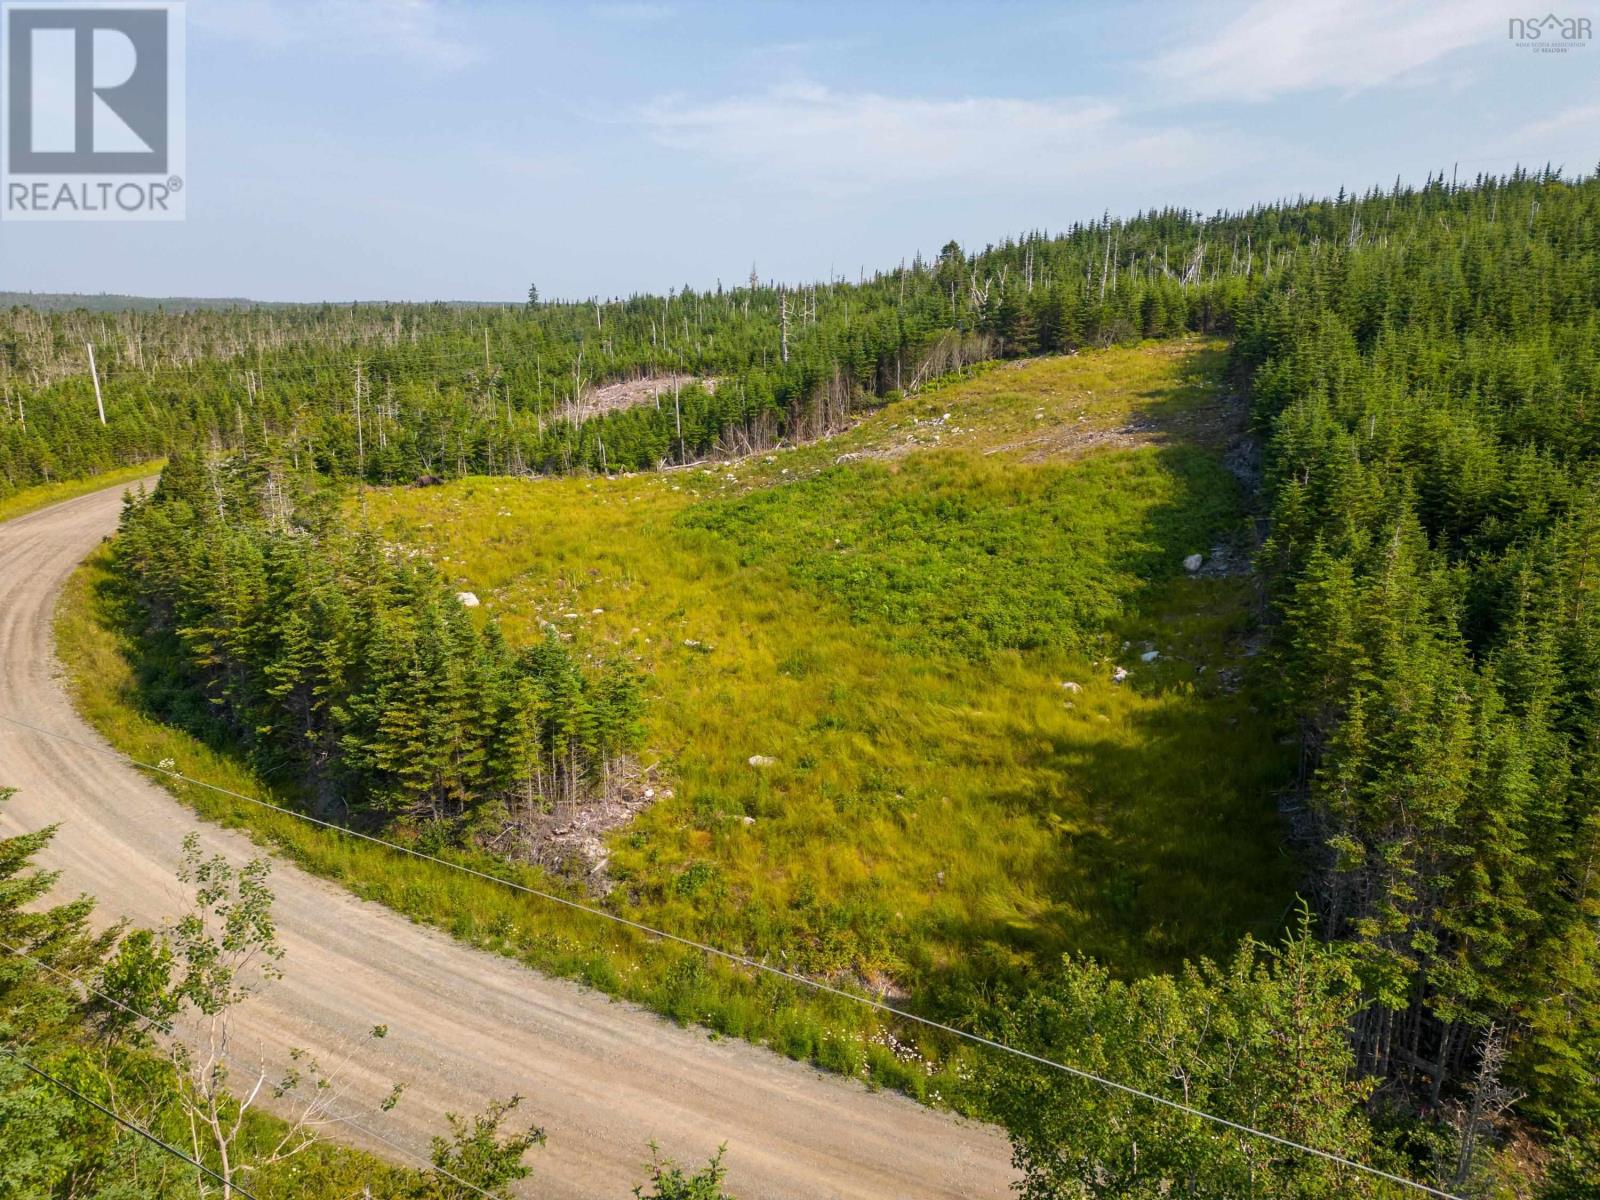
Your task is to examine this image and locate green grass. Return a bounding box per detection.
[57,547,957,1102]
[364,339,1294,981]
[56,340,1297,1104]
[0,461,164,524]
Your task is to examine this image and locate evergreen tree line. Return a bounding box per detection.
[980,170,1599,1197]
[1231,169,1600,1146]
[111,449,644,849]
[5,185,1376,495]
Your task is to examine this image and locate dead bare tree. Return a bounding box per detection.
[779,290,790,364]
[1449,1025,1521,1191]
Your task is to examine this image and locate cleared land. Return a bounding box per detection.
[365,339,1296,998]
[36,340,1295,1185]
[576,373,715,420]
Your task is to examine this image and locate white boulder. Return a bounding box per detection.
[455,591,480,608]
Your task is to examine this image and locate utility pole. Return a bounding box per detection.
[353,362,365,474]
[86,342,106,425]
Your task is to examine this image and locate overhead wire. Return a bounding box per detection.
[0,710,1465,1200]
[0,1039,264,1200]
[0,935,504,1200]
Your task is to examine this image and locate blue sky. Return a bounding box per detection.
[2,0,1596,301]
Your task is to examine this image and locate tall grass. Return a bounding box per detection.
[57,548,970,1104]
[56,340,1295,1105]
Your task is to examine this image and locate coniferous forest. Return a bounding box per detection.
[113,450,645,838]
[4,169,1599,1197]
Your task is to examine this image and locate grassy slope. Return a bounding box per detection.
[57,340,1296,1101]
[366,339,1294,987]
[0,460,164,523]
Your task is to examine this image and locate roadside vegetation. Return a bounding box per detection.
[0,785,733,1200]
[0,459,162,524]
[0,786,500,1200]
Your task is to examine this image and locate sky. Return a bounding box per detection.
[1,0,1596,302]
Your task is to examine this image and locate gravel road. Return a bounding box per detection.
[0,480,1016,1200]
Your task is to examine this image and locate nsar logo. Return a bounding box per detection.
[1507,11,1592,52]
[2,1,186,221]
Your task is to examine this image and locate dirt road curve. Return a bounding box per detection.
[0,482,1017,1200]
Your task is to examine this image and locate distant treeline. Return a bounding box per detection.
[8,180,1325,497]
[0,291,266,313]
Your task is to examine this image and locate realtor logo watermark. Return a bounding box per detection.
[1508,12,1591,51]
[2,1,185,220]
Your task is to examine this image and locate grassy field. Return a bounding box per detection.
[57,340,1297,1099]
[0,460,164,523]
[364,338,1295,986]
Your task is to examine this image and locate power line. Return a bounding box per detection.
[0,1039,263,1200]
[0,936,502,1200]
[91,360,707,395]
[90,343,704,376]
[323,1106,500,1200]
[0,712,1464,1200]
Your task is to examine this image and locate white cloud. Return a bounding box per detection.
[592,3,675,22]
[1511,101,1600,143]
[636,82,1256,198]
[1491,102,1600,173]
[1147,0,1501,102]
[195,0,476,70]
